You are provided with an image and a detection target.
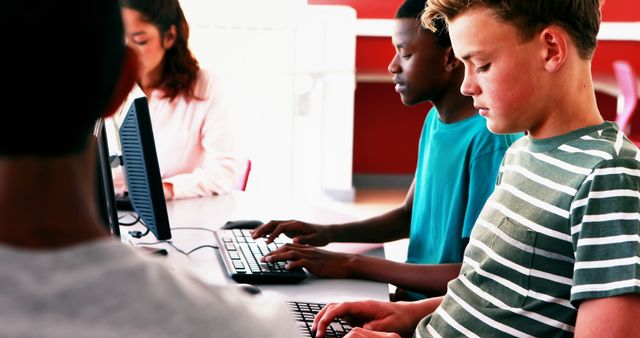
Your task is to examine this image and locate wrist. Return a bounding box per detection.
[342,254,361,278]
[325,224,340,242]
[163,182,174,200]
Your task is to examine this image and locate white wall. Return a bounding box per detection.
[182,1,357,202]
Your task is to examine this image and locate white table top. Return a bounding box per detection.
[124,192,390,303]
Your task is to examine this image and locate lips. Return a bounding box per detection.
[474,104,489,116]
[393,79,407,93]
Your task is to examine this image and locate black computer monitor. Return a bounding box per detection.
[94,119,120,238]
[119,97,172,240]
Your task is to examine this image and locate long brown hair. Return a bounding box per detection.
[120,0,200,101]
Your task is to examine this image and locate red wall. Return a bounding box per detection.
[353,83,429,174]
[308,0,404,18]
[311,0,640,175]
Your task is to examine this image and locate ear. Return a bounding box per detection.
[539,26,568,73]
[443,47,460,72]
[103,47,138,118]
[163,25,177,49]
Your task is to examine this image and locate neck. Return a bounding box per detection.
[139,63,163,98]
[0,152,108,249]
[528,60,603,139]
[432,78,477,123]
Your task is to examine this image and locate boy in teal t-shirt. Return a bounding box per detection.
[252,0,521,299]
[408,109,519,266]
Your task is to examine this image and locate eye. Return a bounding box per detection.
[133,39,149,46]
[401,54,412,60]
[476,63,491,73]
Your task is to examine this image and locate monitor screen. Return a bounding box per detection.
[119,97,172,241]
[94,118,121,238]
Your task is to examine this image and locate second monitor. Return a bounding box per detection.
[119,97,172,241]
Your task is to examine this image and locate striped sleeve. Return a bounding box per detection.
[570,158,640,304]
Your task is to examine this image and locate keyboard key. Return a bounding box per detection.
[232,260,246,270]
[214,229,307,283]
[287,301,350,338]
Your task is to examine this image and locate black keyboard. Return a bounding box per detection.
[214,229,307,284]
[288,301,352,338]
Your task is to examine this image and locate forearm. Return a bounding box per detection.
[347,255,461,296]
[575,294,640,337]
[164,159,237,199]
[328,206,412,243]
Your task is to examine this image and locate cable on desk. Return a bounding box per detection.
[131,240,165,246]
[128,236,218,257]
[185,245,219,255]
[128,218,150,238]
[165,241,189,256]
[171,227,216,234]
[119,213,141,226]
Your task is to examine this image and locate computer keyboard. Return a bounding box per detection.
[288,301,352,338]
[214,229,307,284]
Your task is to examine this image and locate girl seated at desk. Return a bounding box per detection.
[112,0,239,200]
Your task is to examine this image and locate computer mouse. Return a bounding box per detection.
[236,283,262,296]
[222,219,264,230]
[138,246,168,256]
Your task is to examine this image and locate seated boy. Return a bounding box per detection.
[312,0,640,337]
[252,0,521,300]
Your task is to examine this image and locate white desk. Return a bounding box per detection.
[124,192,390,303]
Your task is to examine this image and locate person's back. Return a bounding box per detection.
[0,241,296,337]
[0,1,299,337]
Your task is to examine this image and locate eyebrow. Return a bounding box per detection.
[459,50,483,61]
[131,31,147,38]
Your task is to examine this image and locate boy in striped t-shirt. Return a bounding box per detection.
[312,0,640,337]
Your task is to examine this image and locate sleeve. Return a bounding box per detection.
[462,137,511,239]
[164,72,240,199]
[569,158,640,305]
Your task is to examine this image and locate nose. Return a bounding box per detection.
[388,54,400,74]
[460,68,479,97]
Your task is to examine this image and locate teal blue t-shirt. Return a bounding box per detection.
[407,109,522,290]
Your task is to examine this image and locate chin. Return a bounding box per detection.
[400,96,414,106]
[485,120,513,135]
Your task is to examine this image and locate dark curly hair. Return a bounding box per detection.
[396,0,451,47]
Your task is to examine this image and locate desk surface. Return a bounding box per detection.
[125,192,390,303]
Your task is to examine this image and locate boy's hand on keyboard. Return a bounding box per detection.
[262,243,356,278]
[252,220,332,246]
[312,300,416,338]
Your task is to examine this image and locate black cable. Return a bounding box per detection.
[131,240,165,246]
[171,227,216,233]
[119,213,141,226]
[185,245,219,255]
[165,241,188,255]
[128,238,218,256]
[128,220,150,238]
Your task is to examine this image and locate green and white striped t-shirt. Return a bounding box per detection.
[416,122,640,338]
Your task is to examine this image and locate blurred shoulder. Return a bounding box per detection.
[193,68,222,99]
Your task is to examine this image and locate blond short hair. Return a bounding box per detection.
[421,0,603,59]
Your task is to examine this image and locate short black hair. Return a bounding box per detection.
[0,1,125,156]
[396,0,451,47]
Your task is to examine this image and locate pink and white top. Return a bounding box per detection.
[112,69,239,199]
